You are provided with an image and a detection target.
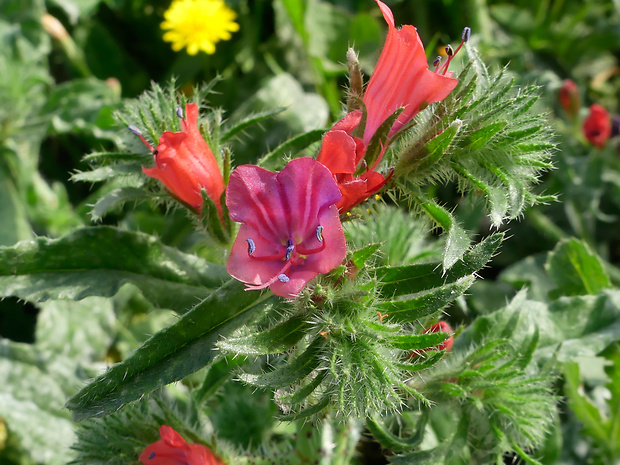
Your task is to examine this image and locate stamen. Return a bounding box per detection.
[128,125,155,152]
[244,262,293,291]
[315,226,324,242]
[148,452,156,460]
[285,238,295,261]
[297,240,326,256]
[128,125,142,136]
[462,26,471,42]
[433,56,442,71]
[278,274,290,283]
[176,107,183,119]
[437,27,471,76]
[246,238,256,255]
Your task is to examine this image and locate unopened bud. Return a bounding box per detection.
[347,48,364,112]
[42,14,69,41]
[558,79,579,119]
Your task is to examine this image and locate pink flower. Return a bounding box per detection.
[316,0,462,212]
[226,157,346,298]
[131,103,225,218]
[139,425,224,465]
[583,104,611,149]
[558,79,579,119]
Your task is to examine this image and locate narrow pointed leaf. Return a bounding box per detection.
[218,312,310,355]
[0,226,229,312]
[376,233,502,297]
[375,276,475,323]
[66,279,274,420]
[240,338,324,388]
[221,107,286,143]
[90,187,151,221]
[258,129,325,170]
[386,332,450,350]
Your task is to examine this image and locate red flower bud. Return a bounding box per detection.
[407,321,454,360]
[583,104,611,149]
[139,425,225,465]
[133,103,225,217]
[558,79,579,119]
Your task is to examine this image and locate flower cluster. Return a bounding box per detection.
[133,0,464,299]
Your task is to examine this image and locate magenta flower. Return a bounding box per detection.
[226,157,347,298]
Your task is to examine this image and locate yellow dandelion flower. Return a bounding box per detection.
[161,0,239,55]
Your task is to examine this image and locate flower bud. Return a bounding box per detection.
[133,103,225,218]
[558,79,579,119]
[583,104,611,149]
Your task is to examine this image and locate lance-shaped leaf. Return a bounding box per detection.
[66,279,274,421]
[367,414,427,453]
[386,331,450,350]
[375,276,474,323]
[218,312,311,356]
[546,238,611,298]
[239,338,324,389]
[90,187,151,221]
[376,233,502,298]
[0,226,229,312]
[221,107,286,143]
[398,119,462,176]
[257,129,326,170]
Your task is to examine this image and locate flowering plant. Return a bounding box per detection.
[4,0,620,464]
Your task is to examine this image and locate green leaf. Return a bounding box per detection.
[350,243,382,270]
[375,276,475,323]
[417,198,470,269]
[376,233,502,297]
[0,226,229,312]
[240,338,324,388]
[257,128,325,170]
[0,340,80,465]
[220,107,286,143]
[0,164,32,246]
[66,279,274,420]
[219,312,310,356]
[367,415,426,453]
[563,362,609,445]
[90,187,151,221]
[386,332,450,350]
[546,238,611,298]
[402,119,463,175]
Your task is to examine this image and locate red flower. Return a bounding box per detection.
[558,79,579,119]
[583,104,611,149]
[316,0,462,213]
[139,425,224,465]
[132,103,225,217]
[316,111,390,212]
[363,0,459,144]
[226,157,346,298]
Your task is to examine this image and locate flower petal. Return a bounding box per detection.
[316,129,358,175]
